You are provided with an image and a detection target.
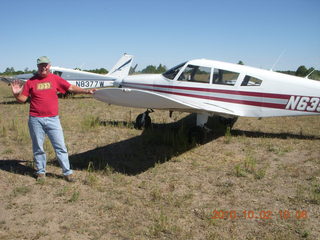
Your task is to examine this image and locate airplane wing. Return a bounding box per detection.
[93,88,235,116]
[0,77,12,84]
[1,73,34,84]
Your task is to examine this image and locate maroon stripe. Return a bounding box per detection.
[125,85,286,110]
[123,82,289,99]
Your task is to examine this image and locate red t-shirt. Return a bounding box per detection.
[21,73,71,117]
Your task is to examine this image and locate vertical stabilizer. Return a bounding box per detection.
[107,54,134,80]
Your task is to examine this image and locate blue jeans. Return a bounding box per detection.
[28,116,73,176]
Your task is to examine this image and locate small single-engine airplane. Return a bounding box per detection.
[0,54,133,89]
[93,58,320,130]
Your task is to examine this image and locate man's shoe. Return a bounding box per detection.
[36,173,46,181]
[64,174,75,182]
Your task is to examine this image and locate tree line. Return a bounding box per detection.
[1,63,319,80]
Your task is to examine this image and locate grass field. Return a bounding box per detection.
[0,81,319,240]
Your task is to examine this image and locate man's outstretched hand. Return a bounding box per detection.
[11,79,23,95]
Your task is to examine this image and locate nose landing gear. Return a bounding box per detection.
[134,109,154,129]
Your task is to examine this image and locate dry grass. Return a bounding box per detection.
[0,81,319,240]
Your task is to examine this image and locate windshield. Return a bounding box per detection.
[162,62,186,80]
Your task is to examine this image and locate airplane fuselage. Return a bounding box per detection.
[100,59,320,118]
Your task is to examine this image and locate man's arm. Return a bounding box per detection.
[68,85,96,95]
[11,80,28,103]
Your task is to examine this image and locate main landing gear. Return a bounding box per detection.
[188,114,238,143]
[134,109,154,130]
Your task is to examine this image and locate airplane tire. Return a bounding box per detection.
[134,113,151,130]
[218,117,238,128]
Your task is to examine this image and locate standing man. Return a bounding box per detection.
[11,56,95,182]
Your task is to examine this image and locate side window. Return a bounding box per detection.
[212,69,239,86]
[178,65,211,84]
[241,75,262,86]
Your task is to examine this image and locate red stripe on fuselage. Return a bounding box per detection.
[123,82,289,99]
[122,82,287,109]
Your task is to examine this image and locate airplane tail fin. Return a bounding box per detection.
[107,54,134,80]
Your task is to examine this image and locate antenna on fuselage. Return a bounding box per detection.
[270,49,286,71]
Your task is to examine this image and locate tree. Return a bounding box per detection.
[4,67,15,74]
[295,65,308,77]
[84,68,108,74]
[156,64,167,73]
[237,61,244,65]
[141,65,157,73]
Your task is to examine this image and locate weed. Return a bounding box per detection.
[244,155,256,173]
[103,164,115,175]
[310,182,320,204]
[224,126,232,144]
[56,186,69,197]
[15,126,29,143]
[2,148,14,154]
[124,111,134,128]
[301,231,309,238]
[68,191,80,203]
[12,186,31,197]
[9,119,17,131]
[87,161,95,172]
[234,164,246,177]
[150,188,163,202]
[149,211,177,237]
[36,178,46,185]
[85,173,98,186]
[254,167,267,179]
[267,143,292,156]
[81,115,100,130]
[1,126,7,137]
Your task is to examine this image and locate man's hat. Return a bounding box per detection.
[37,56,51,65]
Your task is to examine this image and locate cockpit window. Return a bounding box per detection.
[162,62,186,80]
[178,65,211,84]
[241,75,262,86]
[212,69,239,86]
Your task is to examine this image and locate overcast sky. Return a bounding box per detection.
[1,0,319,72]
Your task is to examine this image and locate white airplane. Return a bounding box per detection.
[0,54,133,89]
[93,58,320,130]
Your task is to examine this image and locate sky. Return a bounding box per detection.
[0,0,319,72]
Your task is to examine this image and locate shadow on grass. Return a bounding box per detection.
[231,129,320,140]
[70,113,320,175]
[69,114,225,175]
[0,160,34,176]
[0,100,23,105]
[0,159,64,179]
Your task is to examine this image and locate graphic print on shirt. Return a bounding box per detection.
[37,82,52,90]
